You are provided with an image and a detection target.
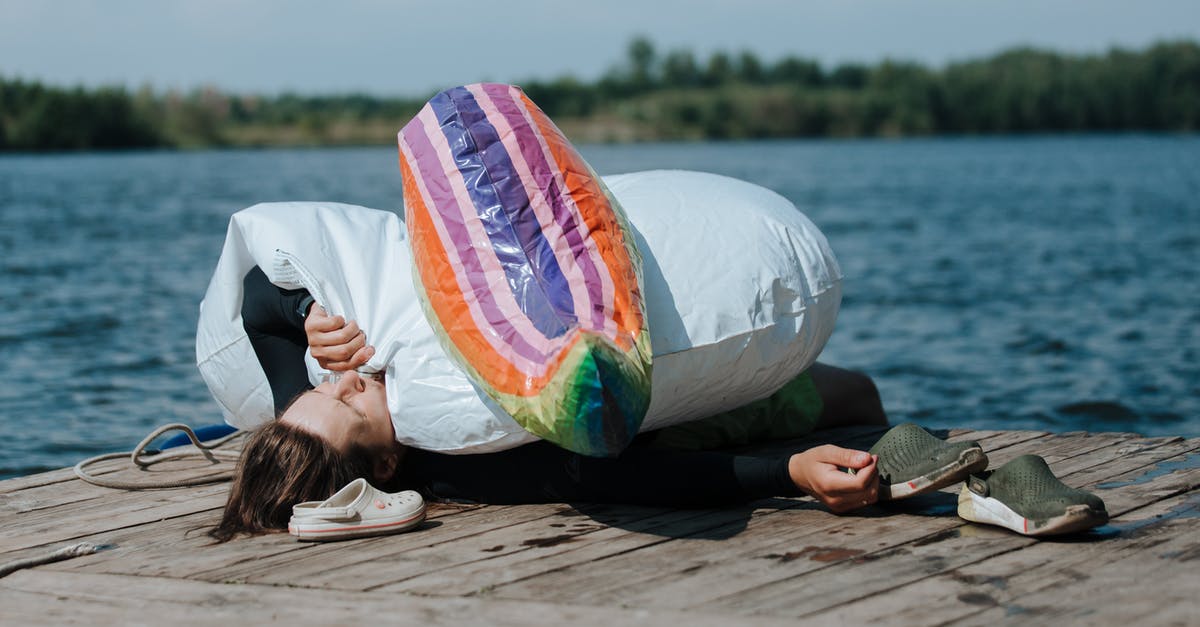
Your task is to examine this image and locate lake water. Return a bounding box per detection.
[1,136,1197,479]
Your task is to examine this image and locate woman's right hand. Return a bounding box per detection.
[303,305,375,371]
[787,445,879,513]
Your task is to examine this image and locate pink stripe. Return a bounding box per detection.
[465,85,596,333]
[411,109,574,368]
[415,108,568,359]
[508,85,620,340]
[475,83,611,338]
[400,120,552,365]
[400,126,558,378]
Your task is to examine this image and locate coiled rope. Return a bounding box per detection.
[0,425,248,579]
[74,423,244,489]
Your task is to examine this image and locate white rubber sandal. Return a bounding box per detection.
[288,478,426,541]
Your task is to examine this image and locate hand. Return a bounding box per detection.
[787,445,879,513]
[303,305,375,371]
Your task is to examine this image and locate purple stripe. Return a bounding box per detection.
[481,83,609,332]
[399,112,550,365]
[438,87,574,338]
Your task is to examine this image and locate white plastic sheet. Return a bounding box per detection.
[196,170,841,453]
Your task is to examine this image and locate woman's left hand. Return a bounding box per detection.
[304,306,375,371]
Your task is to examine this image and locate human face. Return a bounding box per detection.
[280,371,395,454]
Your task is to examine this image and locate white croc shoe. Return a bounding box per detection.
[288,478,426,541]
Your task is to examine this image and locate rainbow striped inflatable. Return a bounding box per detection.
[397,83,652,457]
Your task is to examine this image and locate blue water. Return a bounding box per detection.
[1,136,1197,479]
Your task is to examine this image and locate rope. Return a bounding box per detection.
[74,423,244,490]
[0,542,108,579]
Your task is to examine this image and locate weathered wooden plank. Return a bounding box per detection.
[375,499,808,596]
[955,497,1199,626]
[0,430,1194,627]
[953,429,1050,451]
[0,435,246,496]
[27,501,480,581]
[804,488,1200,625]
[960,582,1197,627]
[3,493,482,568]
[0,454,237,523]
[0,509,216,567]
[235,503,677,590]
[1083,449,1200,515]
[694,445,1200,618]
[487,435,1197,614]
[192,503,562,585]
[194,427,893,590]
[0,570,800,627]
[57,501,497,581]
[947,428,999,440]
[976,431,1142,470]
[0,468,79,494]
[480,433,1101,607]
[485,496,964,609]
[1058,441,1198,499]
[0,482,229,553]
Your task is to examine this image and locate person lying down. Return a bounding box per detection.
[203,165,897,542]
[204,173,1106,542]
[205,82,1109,540]
[211,264,889,542]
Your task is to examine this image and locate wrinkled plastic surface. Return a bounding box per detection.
[195,170,841,454]
[398,83,652,456]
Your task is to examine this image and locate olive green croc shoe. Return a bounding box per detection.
[957,454,1109,536]
[866,423,989,500]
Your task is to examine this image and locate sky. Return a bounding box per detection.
[2,0,1198,97]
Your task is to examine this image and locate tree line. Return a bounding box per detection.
[1,38,1197,151]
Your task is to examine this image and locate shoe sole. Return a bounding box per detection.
[289,507,427,541]
[956,487,1108,536]
[879,446,988,500]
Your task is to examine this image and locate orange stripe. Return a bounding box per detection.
[402,156,508,380]
[518,92,645,346]
[401,154,579,396]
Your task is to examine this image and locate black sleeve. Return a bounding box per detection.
[403,440,802,508]
[241,266,315,412]
[241,264,802,507]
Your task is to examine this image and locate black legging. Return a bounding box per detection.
[241,267,801,507]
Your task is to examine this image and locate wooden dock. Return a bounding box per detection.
[2,427,1197,625]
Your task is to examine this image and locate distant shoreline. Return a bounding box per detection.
[1,130,1196,158]
[2,39,1197,152]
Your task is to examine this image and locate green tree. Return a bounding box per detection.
[628,36,657,92]
[829,63,869,89]
[702,52,735,87]
[769,56,824,86]
[4,38,1199,150]
[661,49,700,88]
[736,50,765,84]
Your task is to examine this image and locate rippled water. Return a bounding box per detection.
[2,136,1197,479]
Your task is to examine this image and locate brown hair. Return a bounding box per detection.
[210,420,375,542]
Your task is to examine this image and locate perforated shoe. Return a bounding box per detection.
[957,454,1108,536]
[867,423,989,500]
[288,478,426,541]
